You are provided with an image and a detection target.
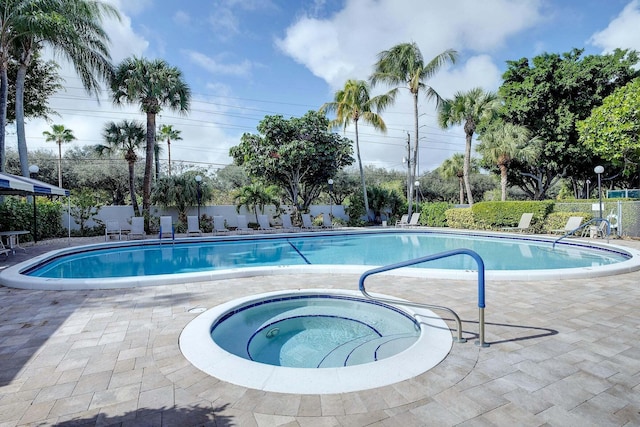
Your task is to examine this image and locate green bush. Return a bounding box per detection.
[421,202,452,227]
[471,201,554,231]
[0,196,65,241]
[542,211,594,234]
[445,207,474,229]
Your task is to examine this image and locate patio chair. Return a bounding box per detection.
[322,213,333,229]
[502,213,534,233]
[186,216,202,237]
[395,214,409,227]
[257,215,276,233]
[281,214,300,232]
[301,213,321,230]
[0,240,10,257]
[551,216,584,235]
[235,215,253,234]
[127,217,146,240]
[105,220,121,241]
[213,216,230,235]
[404,212,421,227]
[159,216,174,239]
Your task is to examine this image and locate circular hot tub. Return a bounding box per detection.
[179,289,453,394]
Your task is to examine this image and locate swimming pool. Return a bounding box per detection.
[2,229,639,290]
[180,289,453,394]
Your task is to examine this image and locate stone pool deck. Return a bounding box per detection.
[0,236,639,426]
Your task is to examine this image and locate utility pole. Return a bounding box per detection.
[406,132,413,217]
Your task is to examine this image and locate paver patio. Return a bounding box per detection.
[0,236,639,426]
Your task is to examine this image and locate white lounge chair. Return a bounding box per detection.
[128,217,146,240]
[105,220,121,241]
[301,213,321,230]
[257,215,276,233]
[159,216,174,239]
[322,213,333,229]
[395,214,409,227]
[281,214,300,232]
[0,240,10,257]
[404,212,421,227]
[235,215,253,234]
[186,215,202,237]
[502,213,533,233]
[213,216,229,235]
[551,216,583,235]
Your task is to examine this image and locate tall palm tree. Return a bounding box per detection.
[42,124,75,187]
[152,140,163,181]
[95,120,146,216]
[5,0,118,176]
[439,153,467,205]
[320,79,393,221]
[370,42,457,216]
[476,122,537,201]
[157,124,182,177]
[111,57,191,224]
[438,87,499,205]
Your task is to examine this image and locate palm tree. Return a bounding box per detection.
[233,183,281,220]
[95,120,146,216]
[152,140,163,181]
[157,124,182,177]
[6,0,118,176]
[370,42,457,216]
[320,79,393,221]
[439,153,467,205]
[476,122,537,201]
[42,124,75,187]
[111,57,191,223]
[438,87,499,205]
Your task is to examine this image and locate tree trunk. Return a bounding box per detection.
[57,142,63,187]
[354,121,370,220]
[128,160,140,216]
[16,62,29,177]
[408,92,418,217]
[463,131,474,205]
[0,65,7,172]
[499,164,508,201]
[458,177,464,204]
[142,111,156,227]
[168,139,171,176]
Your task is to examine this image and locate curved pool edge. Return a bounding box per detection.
[179,289,454,394]
[2,231,640,290]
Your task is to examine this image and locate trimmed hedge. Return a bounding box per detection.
[421,202,452,227]
[445,207,475,229]
[471,201,554,233]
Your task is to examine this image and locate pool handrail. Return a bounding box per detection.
[358,248,488,347]
[552,218,611,248]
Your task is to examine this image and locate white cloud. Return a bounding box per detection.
[185,51,253,77]
[173,10,191,26]
[589,0,640,53]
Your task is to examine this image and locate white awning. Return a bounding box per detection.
[0,172,69,196]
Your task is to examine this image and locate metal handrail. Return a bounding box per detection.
[552,218,610,248]
[358,248,488,347]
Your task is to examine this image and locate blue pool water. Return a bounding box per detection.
[211,294,421,368]
[26,231,630,279]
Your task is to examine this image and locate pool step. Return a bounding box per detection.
[318,333,417,368]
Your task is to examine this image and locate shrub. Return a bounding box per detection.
[445,207,474,229]
[0,196,65,241]
[542,211,593,234]
[421,202,452,227]
[471,201,554,231]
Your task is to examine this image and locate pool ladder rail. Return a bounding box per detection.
[552,217,611,248]
[358,248,489,348]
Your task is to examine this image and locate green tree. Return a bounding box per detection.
[370,42,457,216]
[233,183,281,219]
[229,110,354,212]
[42,124,75,187]
[500,48,639,199]
[578,78,640,184]
[10,0,118,177]
[95,120,146,216]
[439,153,467,205]
[157,124,182,177]
[151,172,212,223]
[320,79,393,220]
[110,57,191,224]
[438,88,498,205]
[476,122,537,201]
[69,188,101,236]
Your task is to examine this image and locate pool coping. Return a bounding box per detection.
[2,228,640,290]
[179,289,454,394]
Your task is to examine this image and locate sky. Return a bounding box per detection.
[9,0,640,178]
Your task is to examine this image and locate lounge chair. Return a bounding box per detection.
[322,213,333,229]
[159,216,174,239]
[589,220,610,239]
[235,215,253,234]
[502,213,534,233]
[281,214,300,232]
[213,216,229,235]
[404,212,421,227]
[0,240,10,257]
[186,215,202,237]
[128,217,146,240]
[551,216,583,235]
[395,214,408,227]
[301,213,321,230]
[105,220,121,241]
[257,215,276,233]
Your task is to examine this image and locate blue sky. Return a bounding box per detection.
[12,0,640,176]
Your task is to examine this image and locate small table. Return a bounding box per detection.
[0,230,30,254]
